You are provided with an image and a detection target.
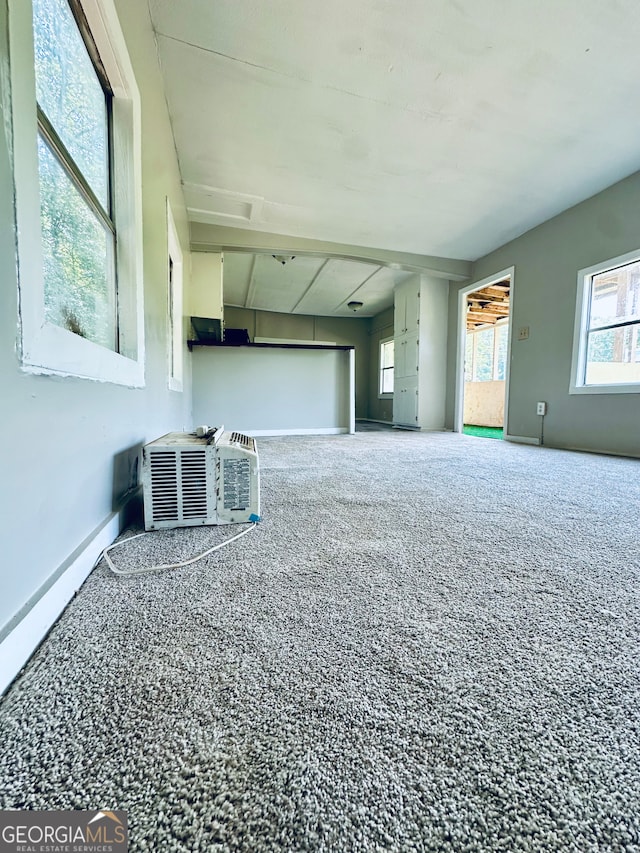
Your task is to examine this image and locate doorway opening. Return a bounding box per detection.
[455,269,513,439]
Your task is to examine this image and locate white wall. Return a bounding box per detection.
[0,0,191,682]
[192,347,353,434]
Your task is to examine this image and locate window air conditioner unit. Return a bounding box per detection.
[141,428,260,531]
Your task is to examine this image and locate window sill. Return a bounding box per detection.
[569,382,639,395]
[378,393,394,400]
[22,322,144,387]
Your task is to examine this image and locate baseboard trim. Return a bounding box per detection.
[505,433,541,446]
[244,427,350,436]
[392,424,449,432]
[552,443,640,460]
[0,508,125,697]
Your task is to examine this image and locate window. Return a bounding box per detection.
[465,321,509,382]
[166,201,183,392]
[9,0,143,384]
[571,253,640,393]
[34,0,116,348]
[379,337,394,396]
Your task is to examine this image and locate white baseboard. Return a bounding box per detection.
[0,510,124,697]
[505,433,541,446]
[243,427,350,437]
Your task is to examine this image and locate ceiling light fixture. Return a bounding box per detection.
[272,254,296,265]
[347,300,364,312]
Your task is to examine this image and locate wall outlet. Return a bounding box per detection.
[518,326,530,340]
[536,401,547,416]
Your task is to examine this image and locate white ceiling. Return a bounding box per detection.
[148,0,640,315]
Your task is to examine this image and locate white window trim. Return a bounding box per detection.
[570,249,640,395]
[9,0,144,386]
[379,335,394,399]
[166,200,183,392]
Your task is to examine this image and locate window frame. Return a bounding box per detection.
[9,0,144,386]
[166,200,183,392]
[570,249,640,395]
[379,336,394,398]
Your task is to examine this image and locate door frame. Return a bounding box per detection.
[454,266,515,436]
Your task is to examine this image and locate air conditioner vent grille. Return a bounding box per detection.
[181,450,208,518]
[150,451,178,521]
[230,431,254,450]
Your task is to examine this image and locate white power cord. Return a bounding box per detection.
[101,523,257,576]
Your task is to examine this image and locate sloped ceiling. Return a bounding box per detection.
[148,0,640,315]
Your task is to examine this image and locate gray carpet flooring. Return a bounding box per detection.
[1,430,639,852]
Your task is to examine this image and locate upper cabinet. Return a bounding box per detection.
[190,252,224,320]
[394,279,420,337]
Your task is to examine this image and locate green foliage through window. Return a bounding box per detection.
[33,0,117,350]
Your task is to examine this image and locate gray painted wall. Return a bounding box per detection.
[367,307,394,422]
[417,275,449,430]
[0,0,191,635]
[446,171,640,456]
[223,306,370,418]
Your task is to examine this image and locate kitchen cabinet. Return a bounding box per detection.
[395,331,419,379]
[394,376,419,426]
[394,280,420,337]
[190,252,224,321]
